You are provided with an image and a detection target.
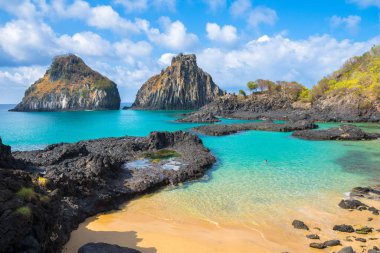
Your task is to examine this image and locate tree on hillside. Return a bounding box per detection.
[256,79,277,92]
[247,81,258,92]
[238,89,247,97]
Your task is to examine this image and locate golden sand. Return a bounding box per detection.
[64,194,380,253]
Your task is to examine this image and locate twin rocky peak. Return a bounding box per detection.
[11,53,225,111]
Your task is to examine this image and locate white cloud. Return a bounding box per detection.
[204,0,226,11]
[348,0,380,8]
[58,32,112,57]
[0,66,47,103]
[0,19,59,63]
[158,53,176,66]
[196,34,380,91]
[206,23,238,44]
[230,0,252,16]
[51,0,140,34]
[248,7,278,27]
[330,15,361,34]
[141,17,198,50]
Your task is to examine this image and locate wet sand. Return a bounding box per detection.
[64,194,380,253]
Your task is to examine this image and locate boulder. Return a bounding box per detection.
[78,243,141,253]
[292,220,309,230]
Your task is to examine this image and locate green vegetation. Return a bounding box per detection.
[238,89,247,97]
[311,45,380,102]
[93,78,115,91]
[142,149,181,162]
[247,81,258,92]
[16,187,36,201]
[16,206,32,218]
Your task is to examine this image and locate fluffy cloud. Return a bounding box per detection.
[51,0,140,34]
[140,17,198,50]
[348,0,380,8]
[197,34,380,91]
[229,0,278,28]
[0,19,59,64]
[330,15,361,34]
[58,32,112,57]
[206,23,238,44]
[158,53,176,66]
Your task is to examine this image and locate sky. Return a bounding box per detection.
[0,0,379,103]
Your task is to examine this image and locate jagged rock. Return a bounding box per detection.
[192,120,318,136]
[292,220,309,230]
[2,131,216,253]
[0,137,13,168]
[78,243,141,253]
[132,53,225,110]
[177,111,220,123]
[333,224,355,233]
[292,125,380,141]
[11,54,121,112]
[339,199,367,209]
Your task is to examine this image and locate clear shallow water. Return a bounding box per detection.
[1,104,380,225]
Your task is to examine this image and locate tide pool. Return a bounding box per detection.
[1,104,380,227]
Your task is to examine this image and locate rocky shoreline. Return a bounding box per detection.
[292,125,380,141]
[192,120,318,136]
[0,132,216,253]
[291,186,380,253]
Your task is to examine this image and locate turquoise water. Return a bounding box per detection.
[1,104,380,224]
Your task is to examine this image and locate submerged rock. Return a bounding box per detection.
[309,242,326,249]
[132,53,225,110]
[11,54,121,112]
[78,243,141,253]
[292,125,380,141]
[323,239,341,247]
[339,199,367,209]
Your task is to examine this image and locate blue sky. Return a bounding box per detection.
[0,0,379,103]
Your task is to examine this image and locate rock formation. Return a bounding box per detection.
[0,131,215,253]
[132,53,225,110]
[292,125,380,140]
[11,54,121,112]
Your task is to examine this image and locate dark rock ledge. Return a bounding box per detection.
[0,131,216,253]
[192,120,318,136]
[292,125,380,141]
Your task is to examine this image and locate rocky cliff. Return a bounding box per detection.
[11,54,121,112]
[132,53,225,110]
[311,46,380,121]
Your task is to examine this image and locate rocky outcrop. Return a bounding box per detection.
[0,137,13,168]
[78,243,141,253]
[132,53,225,110]
[177,111,220,123]
[192,120,318,136]
[11,54,121,112]
[1,131,215,253]
[292,125,380,140]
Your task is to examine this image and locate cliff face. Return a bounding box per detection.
[132,53,225,110]
[12,54,121,112]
